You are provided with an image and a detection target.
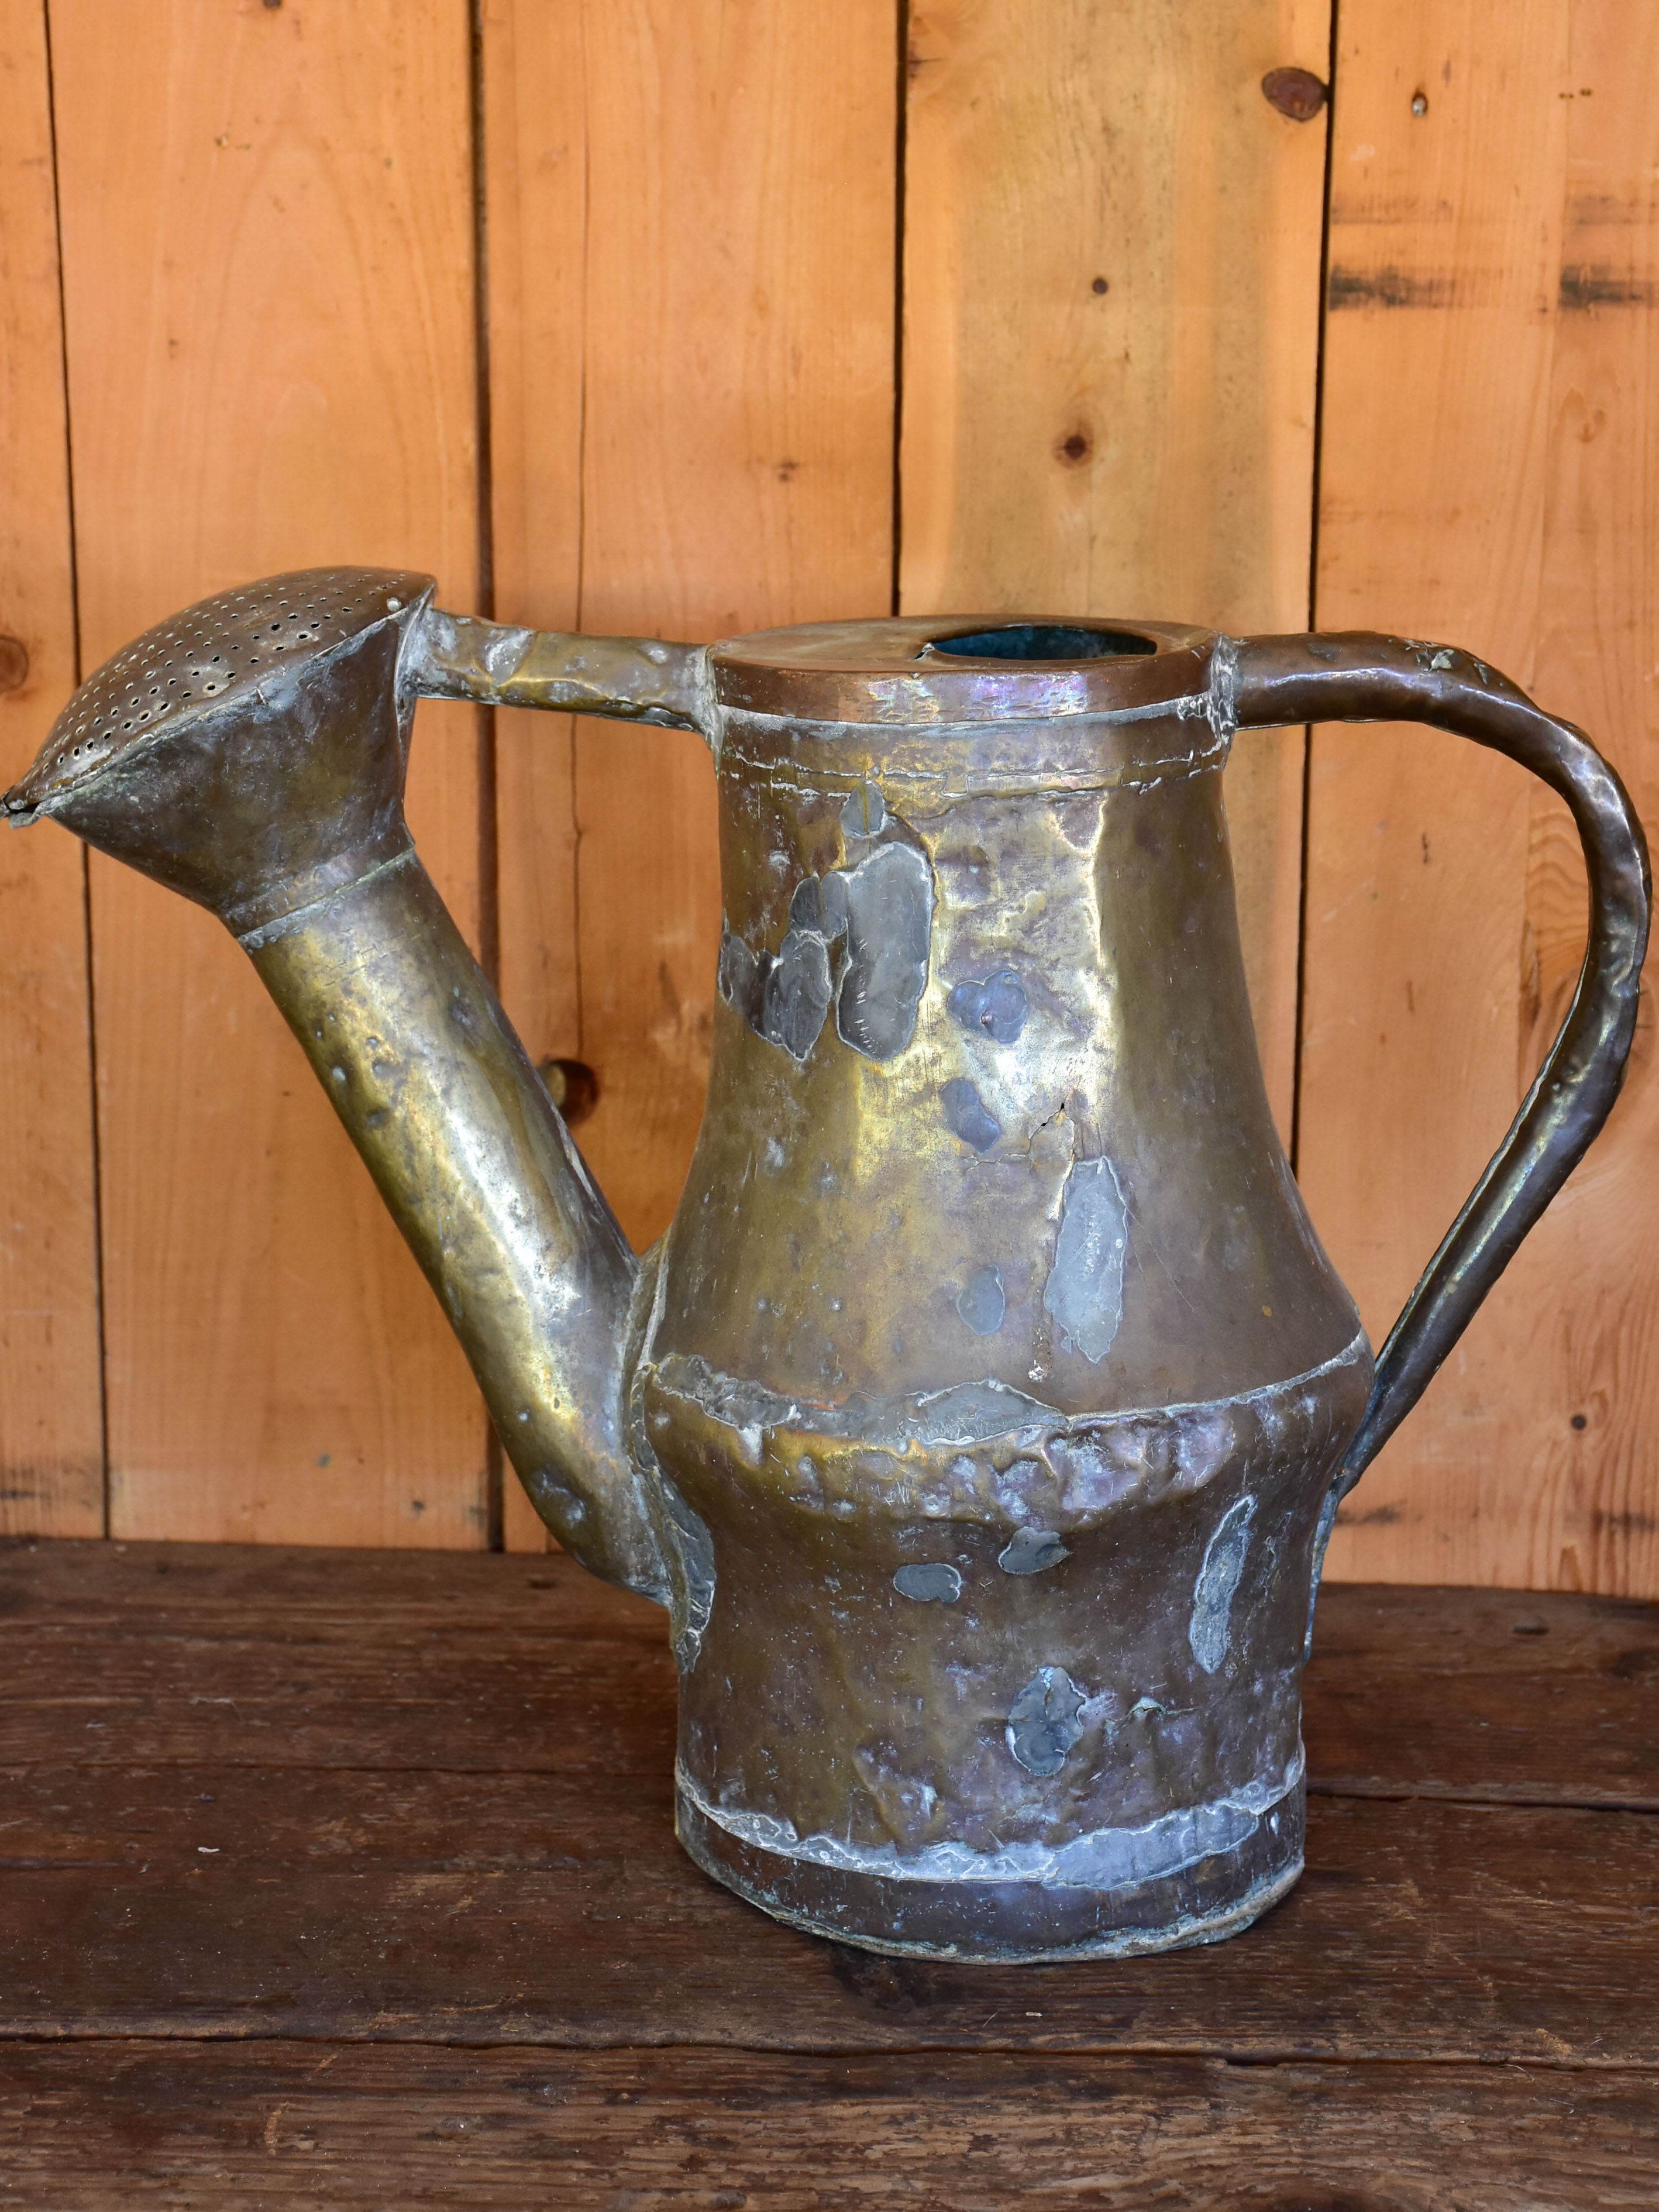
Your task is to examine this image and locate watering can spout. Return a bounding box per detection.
[5,567,706,1599]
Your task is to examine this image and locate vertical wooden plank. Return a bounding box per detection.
[0,0,103,1535]
[900,0,1334,1140]
[574,0,900,1248]
[483,0,583,1074]
[1519,2,1659,1596]
[50,0,488,1546]
[479,1,584,1552]
[484,0,897,1542]
[1306,0,1659,1593]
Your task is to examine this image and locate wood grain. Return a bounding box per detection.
[558,0,898,1251]
[1305,0,1659,1595]
[5,1545,1656,1806]
[477,0,586,1553]
[12,0,1654,1588]
[479,0,583,1094]
[5,1777,1659,2059]
[480,2,897,1543]
[5,1540,1657,2201]
[1,2043,1654,2210]
[0,1,104,1536]
[47,0,490,1547]
[899,0,1333,1139]
[2,1545,1657,2070]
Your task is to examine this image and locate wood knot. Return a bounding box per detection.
[1055,429,1092,467]
[1261,66,1327,121]
[0,635,29,696]
[537,1057,599,1126]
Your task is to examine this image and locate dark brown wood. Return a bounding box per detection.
[3,1779,1658,2062]
[2,1538,1657,2201]
[1303,1580,1659,1807]
[1,2042,1654,2211]
[0,1538,673,1774]
[8,1540,1658,1801]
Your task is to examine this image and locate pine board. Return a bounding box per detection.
[493,0,899,1260]
[899,0,1334,1138]
[476,0,587,1553]
[46,0,491,1547]
[0,0,103,1536]
[1305,0,1659,1595]
[3,0,1656,1608]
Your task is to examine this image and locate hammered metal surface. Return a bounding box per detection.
[6,578,1647,1963]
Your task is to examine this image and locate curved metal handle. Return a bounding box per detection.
[1232,631,1651,1494]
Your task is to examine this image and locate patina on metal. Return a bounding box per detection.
[9,569,1647,1962]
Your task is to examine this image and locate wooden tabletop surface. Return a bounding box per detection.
[1,1537,1655,2207]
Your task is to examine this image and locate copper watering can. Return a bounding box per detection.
[11,573,1647,1961]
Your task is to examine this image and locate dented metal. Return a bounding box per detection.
[9,572,1647,1964]
[718,832,934,1066]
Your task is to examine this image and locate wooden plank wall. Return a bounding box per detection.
[900,0,1331,1138]
[0,0,1653,1593]
[0,0,102,1537]
[50,0,488,1549]
[1307,0,1659,1593]
[483,0,899,1550]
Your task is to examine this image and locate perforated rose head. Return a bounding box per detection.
[7,568,436,935]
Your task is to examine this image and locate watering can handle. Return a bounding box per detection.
[1230,632,1650,1495]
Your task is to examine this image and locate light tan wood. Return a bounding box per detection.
[483,0,897,1540]
[899,0,1334,1141]
[0,0,104,1536]
[15,0,1651,1585]
[482,0,583,1079]
[560,0,899,1252]
[479,0,585,1552]
[1307,0,1659,1593]
[49,0,490,1546]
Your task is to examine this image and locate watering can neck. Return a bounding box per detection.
[667,612,1356,1436]
[704,614,1223,736]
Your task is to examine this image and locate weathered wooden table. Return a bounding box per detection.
[1,1539,1655,2206]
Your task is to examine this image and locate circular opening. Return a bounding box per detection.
[925,622,1157,662]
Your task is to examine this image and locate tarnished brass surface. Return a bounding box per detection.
[8,571,665,1596]
[10,574,1647,1962]
[408,605,704,731]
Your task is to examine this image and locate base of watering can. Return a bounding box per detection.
[674,1767,1305,1963]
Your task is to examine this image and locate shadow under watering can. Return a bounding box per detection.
[10,571,1646,1960]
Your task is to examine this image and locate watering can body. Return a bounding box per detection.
[12,579,1647,1960]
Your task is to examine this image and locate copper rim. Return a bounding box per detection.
[709,615,1216,724]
